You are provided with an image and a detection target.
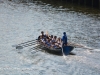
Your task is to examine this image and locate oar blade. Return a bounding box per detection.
[16,46,23,49]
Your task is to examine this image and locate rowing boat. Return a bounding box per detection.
[37,39,74,55]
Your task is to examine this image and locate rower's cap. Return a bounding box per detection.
[41,31,44,33]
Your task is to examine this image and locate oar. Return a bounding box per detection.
[30,45,43,50]
[12,40,37,47]
[30,46,44,54]
[71,43,100,53]
[68,42,93,50]
[31,49,43,54]
[61,45,67,59]
[19,42,38,47]
[12,39,38,49]
[16,46,23,49]
[62,46,64,55]
[16,43,39,50]
[16,44,41,49]
[15,43,36,49]
[18,40,37,46]
[12,41,37,47]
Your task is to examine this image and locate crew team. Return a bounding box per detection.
[38,31,67,48]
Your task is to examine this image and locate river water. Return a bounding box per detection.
[0,0,100,75]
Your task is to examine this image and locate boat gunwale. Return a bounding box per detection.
[38,41,62,52]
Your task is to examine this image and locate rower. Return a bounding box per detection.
[62,32,68,46]
[38,31,45,40]
[41,31,45,38]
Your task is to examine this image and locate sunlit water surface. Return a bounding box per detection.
[0,0,100,75]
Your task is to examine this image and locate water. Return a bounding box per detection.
[0,0,100,75]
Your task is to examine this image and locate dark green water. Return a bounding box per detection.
[33,0,100,15]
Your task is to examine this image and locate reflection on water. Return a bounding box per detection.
[0,0,100,75]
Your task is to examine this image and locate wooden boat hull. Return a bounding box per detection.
[37,41,74,55]
[38,42,62,55]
